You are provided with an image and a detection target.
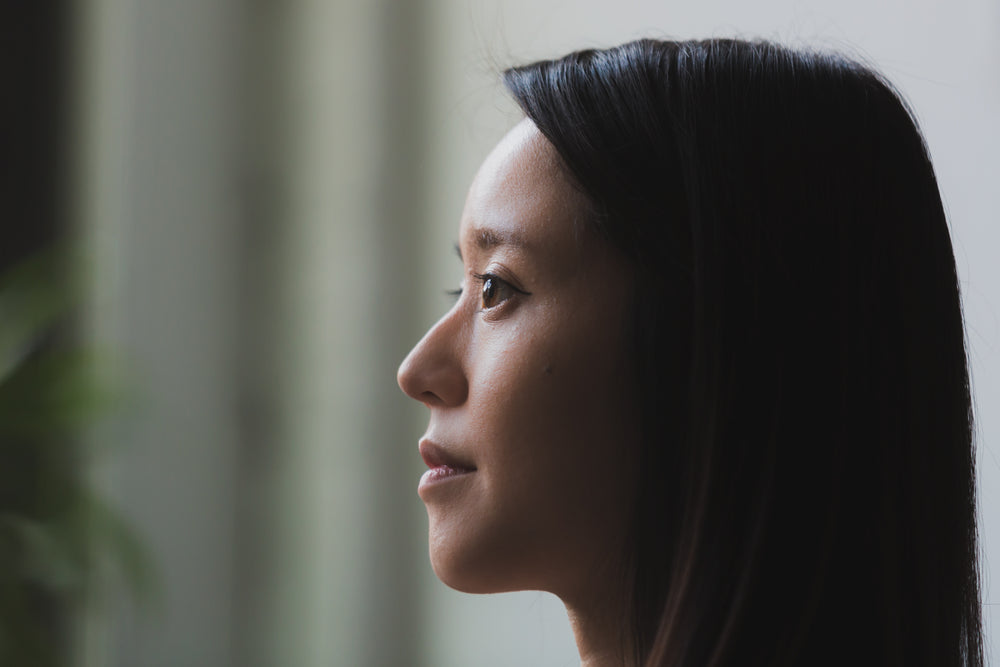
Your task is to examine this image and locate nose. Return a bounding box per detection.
[397,309,468,408]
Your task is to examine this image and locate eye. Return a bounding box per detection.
[473,272,529,310]
[480,275,508,309]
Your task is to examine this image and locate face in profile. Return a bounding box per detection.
[397,120,641,605]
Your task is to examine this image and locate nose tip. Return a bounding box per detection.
[397,349,419,399]
[396,316,468,408]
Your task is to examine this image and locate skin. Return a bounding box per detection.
[397,119,641,666]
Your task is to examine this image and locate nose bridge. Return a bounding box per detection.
[397,303,468,407]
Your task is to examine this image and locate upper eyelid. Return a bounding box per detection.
[445,272,530,307]
[472,272,531,295]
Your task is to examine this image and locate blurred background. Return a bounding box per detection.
[2,0,998,665]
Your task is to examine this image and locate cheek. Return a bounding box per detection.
[471,313,635,494]
[468,324,578,455]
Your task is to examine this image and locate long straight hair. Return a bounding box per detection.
[504,39,982,666]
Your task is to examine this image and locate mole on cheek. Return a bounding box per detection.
[543,364,554,376]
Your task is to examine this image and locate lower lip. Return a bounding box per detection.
[419,466,474,491]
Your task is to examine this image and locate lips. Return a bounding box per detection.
[417,440,476,495]
[419,440,476,473]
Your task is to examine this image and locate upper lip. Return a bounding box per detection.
[419,439,476,472]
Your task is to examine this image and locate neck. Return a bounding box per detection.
[564,587,631,667]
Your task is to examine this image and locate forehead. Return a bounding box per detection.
[459,120,590,254]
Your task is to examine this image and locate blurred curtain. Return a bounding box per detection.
[75,0,433,665]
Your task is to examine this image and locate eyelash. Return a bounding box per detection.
[446,273,530,310]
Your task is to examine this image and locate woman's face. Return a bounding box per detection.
[397,120,641,603]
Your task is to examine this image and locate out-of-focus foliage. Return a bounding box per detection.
[0,248,152,666]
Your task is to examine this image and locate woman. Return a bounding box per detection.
[397,38,983,666]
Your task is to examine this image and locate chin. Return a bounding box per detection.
[428,537,512,595]
[426,519,559,596]
[430,558,494,594]
[430,556,492,595]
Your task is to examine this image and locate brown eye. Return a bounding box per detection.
[481,276,501,308]
[475,273,526,310]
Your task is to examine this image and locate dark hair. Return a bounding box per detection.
[504,38,982,666]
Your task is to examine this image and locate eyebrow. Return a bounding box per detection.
[454,227,530,261]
